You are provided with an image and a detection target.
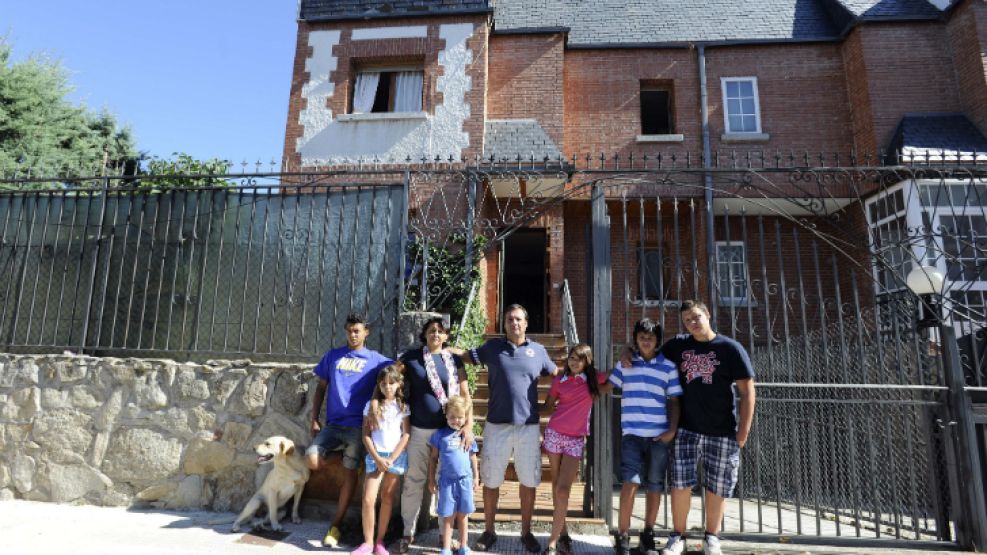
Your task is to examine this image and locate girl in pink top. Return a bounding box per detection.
[541,344,613,555]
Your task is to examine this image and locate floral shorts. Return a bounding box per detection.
[542,427,585,459]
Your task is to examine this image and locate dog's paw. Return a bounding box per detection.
[231,523,241,533]
[291,515,302,524]
[270,523,283,532]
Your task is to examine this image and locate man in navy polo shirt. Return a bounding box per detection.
[462,304,558,553]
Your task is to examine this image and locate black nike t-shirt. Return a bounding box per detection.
[660,333,754,437]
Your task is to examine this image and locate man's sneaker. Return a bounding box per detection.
[661,533,685,555]
[323,526,343,548]
[703,534,722,555]
[639,528,656,552]
[613,532,630,555]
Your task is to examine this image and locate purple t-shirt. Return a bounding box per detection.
[314,346,392,427]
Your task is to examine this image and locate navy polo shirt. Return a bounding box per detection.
[473,337,556,425]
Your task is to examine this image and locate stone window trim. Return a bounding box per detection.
[720,76,763,136]
[636,134,685,143]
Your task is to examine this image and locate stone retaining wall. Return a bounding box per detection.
[0,354,318,511]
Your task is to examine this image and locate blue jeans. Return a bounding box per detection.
[620,434,670,493]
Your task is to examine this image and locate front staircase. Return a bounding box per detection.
[470,333,604,526]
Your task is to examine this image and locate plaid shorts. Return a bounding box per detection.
[670,428,741,498]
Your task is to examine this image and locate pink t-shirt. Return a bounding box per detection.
[546,372,608,437]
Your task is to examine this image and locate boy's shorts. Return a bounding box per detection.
[436,475,475,517]
[542,427,585,459]
[670,428,741,498]
[365,450,409,475]
[620,434,670,493]
[480,423,541,488]
[306,423,365,470]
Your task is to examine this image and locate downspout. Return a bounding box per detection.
[698,45,717,320]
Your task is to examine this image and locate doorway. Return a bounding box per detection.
[500,228,547,333]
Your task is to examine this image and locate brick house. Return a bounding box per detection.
[282,0,987,347]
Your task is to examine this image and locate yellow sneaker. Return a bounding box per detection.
[323,525,342,548]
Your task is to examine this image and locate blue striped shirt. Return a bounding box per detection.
[608,354,682,438]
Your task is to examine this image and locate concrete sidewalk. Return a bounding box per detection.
[0,500,966,555]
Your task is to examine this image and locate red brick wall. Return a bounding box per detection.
[487,33,565,147]
[282,16,489,168]
[705,44,854,154]
[841,23,962,157]
[948,0,987,134]
[563,49,701,156]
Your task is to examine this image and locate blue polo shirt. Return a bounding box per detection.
[314,346,393,427]
[472,337,556,425]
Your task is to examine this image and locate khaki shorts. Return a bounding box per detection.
[480,423,542,488]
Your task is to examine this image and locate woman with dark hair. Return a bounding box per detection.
[396,317,473,554]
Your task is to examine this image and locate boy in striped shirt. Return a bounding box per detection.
[609,318,682,555]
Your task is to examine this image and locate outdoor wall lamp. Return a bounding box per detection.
[906,265,945,329]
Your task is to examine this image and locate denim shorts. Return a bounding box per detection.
[305,423,365,470]
[365,450,409,475]
[620,434,670,493]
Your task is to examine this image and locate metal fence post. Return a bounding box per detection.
[590,183,614,527]
[940,323,987,550]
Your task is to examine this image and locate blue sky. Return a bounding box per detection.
[5,1,299,163]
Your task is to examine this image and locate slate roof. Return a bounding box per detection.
[483,120,563,161]
[836,0,943,18]
[298,0,951,46]
[492,0,844,45]
[300,0,490,21]
[889,114,987,162]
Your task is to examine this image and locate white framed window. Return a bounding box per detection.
[715,241,749,304]
[351,68,424,114]
[721,77,762,134]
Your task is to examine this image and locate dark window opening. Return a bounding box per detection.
[371,72,392,113]
[641,89,672,135]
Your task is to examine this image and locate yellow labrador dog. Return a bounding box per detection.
[231,436,310,532]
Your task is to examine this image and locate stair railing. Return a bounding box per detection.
[560,279,579,348]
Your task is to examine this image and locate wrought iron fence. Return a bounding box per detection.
[0,177,405,360]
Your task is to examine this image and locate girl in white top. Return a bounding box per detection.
[353,365,411,555]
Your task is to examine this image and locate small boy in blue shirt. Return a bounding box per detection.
[610,318,682,555]
[428,396,479,555]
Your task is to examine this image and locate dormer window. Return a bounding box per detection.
[352,69,424,114]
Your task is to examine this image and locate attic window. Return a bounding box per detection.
[351,69,424,114]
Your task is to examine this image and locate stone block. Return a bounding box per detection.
[32,409,93,463]
[214,370,246,406]
[69,386,102,410]
[183,434,235,475]
[57,362,88,382]
[47,463,111,503]
[157,408,191,438]
[0,488,13,501]
[135,482,176,502]
[0,463,8,487]
[3,387,40,420]
[41,389,70,409]
[188,406,216,433]
[269,371,307,416]
[170,474,204,508]
[133,374,168,410]
[12,453,35,493]
[230,371,271,417]
[89,432,110,467]
[102,428,182,482]
[210,463,256,512]
[222,421,252,450]
[176,369,210,402]
[94,389,124,432]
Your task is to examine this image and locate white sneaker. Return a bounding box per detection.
[660,534,685,555]
[703,534,722,555]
